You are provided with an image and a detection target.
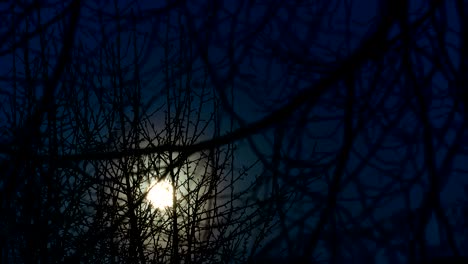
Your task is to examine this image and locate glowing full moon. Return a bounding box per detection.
[146,180,173,209]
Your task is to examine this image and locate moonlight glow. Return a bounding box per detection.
[146,180,173,209]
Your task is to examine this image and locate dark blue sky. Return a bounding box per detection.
[1,0,467,263]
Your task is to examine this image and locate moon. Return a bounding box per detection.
[146,180,173,209]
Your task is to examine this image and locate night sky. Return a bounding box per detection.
[0,0,467,263]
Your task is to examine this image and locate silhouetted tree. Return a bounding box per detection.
[1,0,468,263]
